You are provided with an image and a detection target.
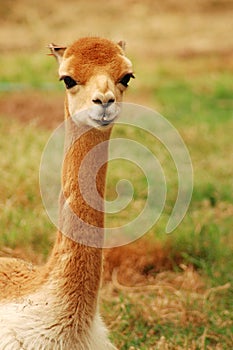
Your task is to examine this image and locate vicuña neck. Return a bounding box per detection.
[60,117,112,244]
[47,112,112,327]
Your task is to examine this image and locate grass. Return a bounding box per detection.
[0,52,232,348]
[102,265,232,349]
[0,53,60,91]
[0,116,53,259]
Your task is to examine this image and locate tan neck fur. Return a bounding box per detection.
[46,103,112,324]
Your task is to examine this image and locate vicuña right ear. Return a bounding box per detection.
[48,43,66,64]
[117,40,126,52]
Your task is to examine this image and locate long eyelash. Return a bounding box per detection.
[60,76,78,89]
[119,73,135,87]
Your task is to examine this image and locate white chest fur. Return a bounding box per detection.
[0,287,116,350]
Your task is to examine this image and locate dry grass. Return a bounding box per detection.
[1,0,233,60]
[101,264,231,349]
[0,91,63,129]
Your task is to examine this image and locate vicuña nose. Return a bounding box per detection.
[92,92,115,107]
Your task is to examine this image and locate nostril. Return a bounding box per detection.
[92,97,115,106]
[92,98,103,105]
[107,98,115,105]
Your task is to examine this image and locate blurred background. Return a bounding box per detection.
[0,1,233,349]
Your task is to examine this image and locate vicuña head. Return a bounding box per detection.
[49,37,134,128]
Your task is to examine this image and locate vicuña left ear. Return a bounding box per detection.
[48,43,67,64]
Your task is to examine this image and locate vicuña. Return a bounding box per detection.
[0,37,134,350]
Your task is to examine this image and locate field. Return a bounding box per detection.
[0,1,233,349]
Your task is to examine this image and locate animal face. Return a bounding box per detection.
[49,37,134,128]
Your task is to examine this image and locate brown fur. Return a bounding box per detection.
[64,37,127,84]
[0,258,47,300]
[0,121,110,318]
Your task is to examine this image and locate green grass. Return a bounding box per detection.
[154,73,233,126]
[0,117,54,258]
[0,53,60,91]
[0,53,232,348]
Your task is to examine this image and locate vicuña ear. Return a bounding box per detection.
[48,43,66,64]
[117,40,126,52]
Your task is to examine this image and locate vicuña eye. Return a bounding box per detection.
[119,73,135,87]
[61,76,78,89]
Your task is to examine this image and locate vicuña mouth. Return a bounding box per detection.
[93,117,116,127]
